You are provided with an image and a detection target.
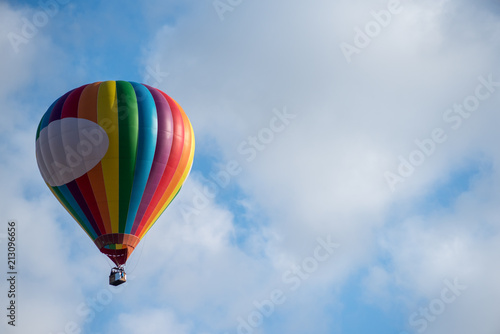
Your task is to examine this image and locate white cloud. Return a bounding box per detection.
[115,309,190,334]
[139,0,500,332]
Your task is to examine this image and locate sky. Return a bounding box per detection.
[1,0,500,333]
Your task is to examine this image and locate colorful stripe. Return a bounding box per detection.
[35,81,194,266]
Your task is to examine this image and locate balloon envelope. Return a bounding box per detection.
[35,81,195,266]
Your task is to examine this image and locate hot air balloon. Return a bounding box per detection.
[35,81,195,285]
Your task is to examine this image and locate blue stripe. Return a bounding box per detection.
[124,82,158,234]
[38,100,57,135]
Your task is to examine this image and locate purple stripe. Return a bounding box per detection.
[131,87,173,234]
[49,91,72,123]
[66,180,102,236]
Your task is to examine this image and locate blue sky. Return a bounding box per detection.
[2,0,500,333]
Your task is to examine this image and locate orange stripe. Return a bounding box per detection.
[78,82,112,234]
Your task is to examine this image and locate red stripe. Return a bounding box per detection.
[75,175,107,235]
[61,85,87,118]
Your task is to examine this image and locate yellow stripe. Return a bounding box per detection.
[97,81,120,233]
[139,110,195,238]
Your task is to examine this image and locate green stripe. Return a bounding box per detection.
[116,81,139,233]
[35,119,42,140]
